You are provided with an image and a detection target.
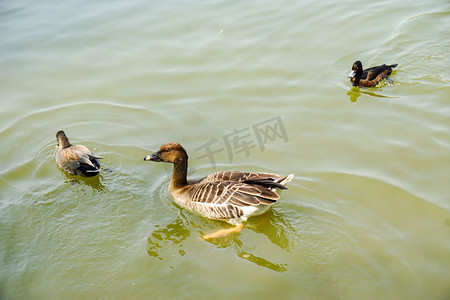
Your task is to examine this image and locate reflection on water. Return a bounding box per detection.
[147,209,293,272]
[60,172,109,192]
[347,86,398,102]
[208,237,288,273]
[147,218,190,260]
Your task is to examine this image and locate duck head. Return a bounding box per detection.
[348,60,363,80]
[56,130,71,149]
[144,142,188,164]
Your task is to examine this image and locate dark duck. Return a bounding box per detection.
[348,60,398,87]
[55,130,103,177]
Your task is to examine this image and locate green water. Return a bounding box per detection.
[1,0,449,299]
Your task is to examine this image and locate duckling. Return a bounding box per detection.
[55,130,103,177]
[144,142,293,239]
[348,60,398,87]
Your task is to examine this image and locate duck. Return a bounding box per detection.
[55,130,103,177]
[144,142,293,239]
[348,60,398,87]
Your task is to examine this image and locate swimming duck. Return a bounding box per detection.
[348,60,398,87]
[55,130,103,177]
[144,142,293,239]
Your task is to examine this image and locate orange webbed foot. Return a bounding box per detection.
[202,224,244,240]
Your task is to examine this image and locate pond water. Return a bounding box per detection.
[1,0,449,299]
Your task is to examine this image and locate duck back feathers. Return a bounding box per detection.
[55,130,103,177]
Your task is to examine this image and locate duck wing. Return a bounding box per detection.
[56,145,102,176]
[71,145,104,160]
[203,171,292,189]
[56,149,82,173]
[363,64,397,81]
[184,180,280,220]
[59,147,97,168]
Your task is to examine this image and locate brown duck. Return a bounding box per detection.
[55,130,103,177]
[348,60,398,87]
[144,142,293,239]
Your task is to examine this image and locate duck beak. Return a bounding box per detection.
[144,151,161,162]
[348,70,356,79]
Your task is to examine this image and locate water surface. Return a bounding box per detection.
[1,0,449,299]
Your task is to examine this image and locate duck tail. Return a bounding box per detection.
[244,174,294,190]
[270,174,294,190]
[88,154,104,160]
[277,174,294,186]
[246,179,287,190]
[388,64,398,68]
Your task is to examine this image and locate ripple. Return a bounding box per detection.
[1,0,449,298]
[0,101,171,173]
[329,9,449,101]
[284,171,450,284]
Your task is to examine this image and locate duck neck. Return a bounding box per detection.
[169,157,189,192]
[58,138,71,149]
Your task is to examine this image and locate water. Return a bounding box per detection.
[1,0,449,299]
